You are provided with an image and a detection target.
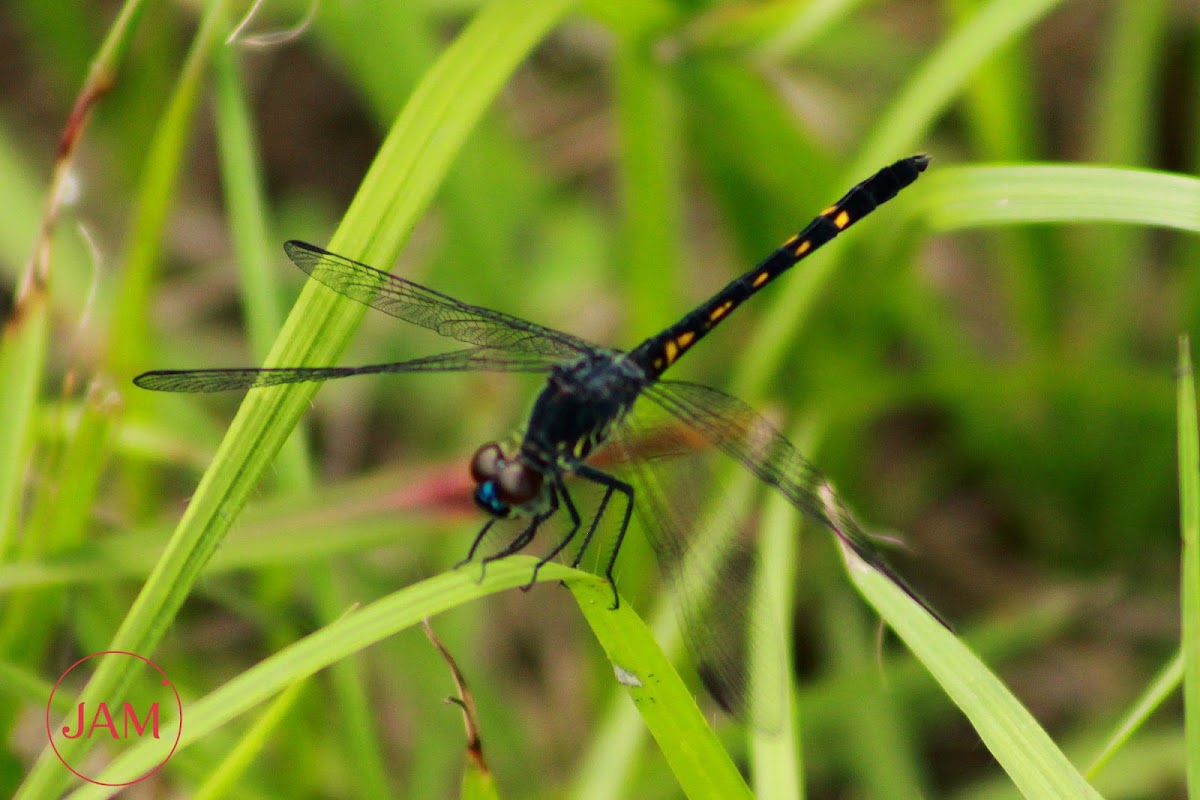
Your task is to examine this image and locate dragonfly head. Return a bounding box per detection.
[470,443,544,517]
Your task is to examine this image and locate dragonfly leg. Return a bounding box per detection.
[569,484,614,570]
[523,476,582,590]
[574,464,633,610]
[478,486,558,583]
[456,518,497,570]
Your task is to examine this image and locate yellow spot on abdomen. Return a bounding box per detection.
[793,240,811,257]
[834,210,851,229]
[676,330,695,348]
[665,339,678,365]
[709,300,734,323]
[752,271,769,288]
[820,205,837,216]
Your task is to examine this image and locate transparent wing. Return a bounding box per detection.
[134,347,559,392]
[599,408,786,731]
[644,379,949,628]
[285,241,599,357]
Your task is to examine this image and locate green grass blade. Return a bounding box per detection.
[191,679,309,800]
[65,559,744,799]
[211,39,312,491]
[17,2,574,796]
[0,290,47,561]
[568,579,753,800]
[823,593,929,797]
[1076,0,1167,358]
[844,543,1103,798]
[1177,335,1200,795]
[1088,0,1166,165]
[614,37,681,333]
[108,0,231,372]
[571,464,762,800]
[311,570,394,800]
[750,487,802,799]
[0,381,121,663]
[920,164,1200,232]
[938,0,1055,346]
[945,0,1041,160]
[63,558,581,795]
[1086,650,1183,777]
[681,0,870,58]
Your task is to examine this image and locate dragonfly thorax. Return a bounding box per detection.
[521,353,645,467]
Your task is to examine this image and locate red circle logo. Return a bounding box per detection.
[45,651,183,786]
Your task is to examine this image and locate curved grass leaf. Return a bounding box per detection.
[17,2,575,796]
[919,164,1200,233]
[1176,337,1200,796]
[844,544,1103,799]
[62,558,747,799]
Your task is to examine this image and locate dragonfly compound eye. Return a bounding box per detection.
[473,481,510,517]
[469,443,506,483]
[496,461,543,505]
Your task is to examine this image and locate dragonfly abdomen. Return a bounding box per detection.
[630,155,928,379]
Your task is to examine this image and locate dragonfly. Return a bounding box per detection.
[135,155,942,719]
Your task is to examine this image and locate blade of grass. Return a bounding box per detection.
[1086,650,1182,777]
[63,558,582,795]
[311,569,394,800]
[843,541,1104,798]
[67,558,747,799]
[0,380,121,661]
[614,36,682,333]
[799,597,1079,734]
[0,292,47,561]
[108,0,231,373]
[4,0,151,307]
[571,463,761,800]
[1177,335,1200,795]
[919,164,1200,233]
[191,679,309,800]
[17,2,575,796]
[1088,0,1166,167]
[214,42,386,791]
[0,283,52,748]
[0,494,440,593]
[942,0,1054,347]
[212,37,312,490]
[680,0,871,58]
[750,485,802,799]
[1078,0,1167,355]
[569,578,753,800]
[0,0,153,562]
[944,0,1041,159]
[0,0,136,619]
[823,591,929,797]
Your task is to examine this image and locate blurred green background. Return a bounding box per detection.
[1,0,1197,797]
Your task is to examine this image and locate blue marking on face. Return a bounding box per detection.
[474,481,509,517]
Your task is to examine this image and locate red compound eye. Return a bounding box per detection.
[496,461,543,505]
[470,443,505,483]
